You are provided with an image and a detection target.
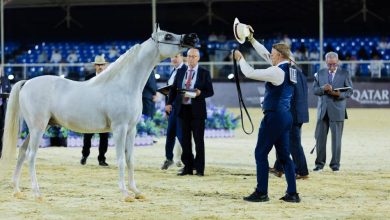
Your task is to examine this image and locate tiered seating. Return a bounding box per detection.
[5,36,390,79]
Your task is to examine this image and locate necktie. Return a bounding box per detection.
[184,69,193,103]
[328,72,333,84]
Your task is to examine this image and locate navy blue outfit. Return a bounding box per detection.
[273,68,309,176]
[255,63,297,194]
[164,65,187,161]
[168,66,214,175]
[142,72,157,118]
[0,76,12,157]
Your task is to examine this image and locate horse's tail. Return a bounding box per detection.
[1,80,26,163]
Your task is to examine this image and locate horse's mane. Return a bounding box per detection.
[90,43,142,84]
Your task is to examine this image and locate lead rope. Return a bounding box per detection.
[232,49,254,135]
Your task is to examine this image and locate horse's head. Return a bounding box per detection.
[151,26,199,58]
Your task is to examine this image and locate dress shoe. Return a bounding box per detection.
[195,172,204,177]
[161,159,173,170]
[331,167,339,172]
[296,174,309,180]
[175,161,183,167]
[269,167,283,178]
[99,160,109,166]
[177,169,193,176]
[313,166,323,172]
[80,156,87,165]
[280,192,301,203]
[243,190,269,202]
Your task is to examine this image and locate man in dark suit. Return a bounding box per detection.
[142,72,157,118]
[165,48,214,176]
[270,67,310,179]
[0,73,12,158]
[313,51,353,172]
[161,53,186,170]
[80,55,110,166]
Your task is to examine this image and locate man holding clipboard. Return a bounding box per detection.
[313,52,353,172]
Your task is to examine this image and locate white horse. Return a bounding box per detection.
[0,27,198,202]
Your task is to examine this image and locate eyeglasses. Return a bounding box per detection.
[327,63,338,67]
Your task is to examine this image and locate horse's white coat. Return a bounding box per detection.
[1,29,189,200]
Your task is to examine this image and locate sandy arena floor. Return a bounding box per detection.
[0,108,389,220]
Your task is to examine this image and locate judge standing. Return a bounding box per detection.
[313,51,353,172]
[165,48,214,176]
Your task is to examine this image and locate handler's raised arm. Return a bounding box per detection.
[249,39,272,65]
[234,50,284,86]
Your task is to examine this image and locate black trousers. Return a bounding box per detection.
[142,97,155,118]
[82,133,109,161]
[0,106,4,157]
[180,104,206,174]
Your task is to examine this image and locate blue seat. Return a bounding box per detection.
[358,64,370,77]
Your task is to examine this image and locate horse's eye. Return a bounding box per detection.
[164,34,173,41]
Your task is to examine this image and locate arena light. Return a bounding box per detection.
[155,73,160,79]
[8,74,14,80]
[227,73,234,80]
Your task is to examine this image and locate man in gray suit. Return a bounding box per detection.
[313,52,353,172]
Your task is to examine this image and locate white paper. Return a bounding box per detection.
[184,91,197,98]
[333,86,352,91]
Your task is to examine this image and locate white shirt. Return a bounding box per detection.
[182,64,198,89]
[50,52,62,63]
[239,39,285,86]
[182,64,199,104]
[328,68,337,82]
[167,62,184,86]
[66,53,78,63]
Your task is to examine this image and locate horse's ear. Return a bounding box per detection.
[157,23,160,32]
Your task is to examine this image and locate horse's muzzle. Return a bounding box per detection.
[181,33,199,48]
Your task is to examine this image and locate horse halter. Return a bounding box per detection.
[152,32,199,49]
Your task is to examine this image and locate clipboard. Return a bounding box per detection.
[157,85,172,96]
[177,88,197,93]
[333,87,352,92]
[0,93,10,98]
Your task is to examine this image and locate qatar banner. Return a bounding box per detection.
[190,82,390,108]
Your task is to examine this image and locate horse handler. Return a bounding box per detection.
[233,18,300,203]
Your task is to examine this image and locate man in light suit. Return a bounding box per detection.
[165,48,214,177]
[313,51,353,172]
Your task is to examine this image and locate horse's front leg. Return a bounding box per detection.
[125,127,144,199]
[112,125,133,202]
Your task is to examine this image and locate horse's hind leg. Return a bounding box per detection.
[26,129,45,201]
[12,134,30,198]
[125,127,144,199]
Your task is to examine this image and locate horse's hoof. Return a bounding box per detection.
[124,196,135,202]
[35,196,44,202]
[135,193,146,200]
[13,191,24,199]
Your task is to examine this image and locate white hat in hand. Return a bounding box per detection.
[233,18,251,44]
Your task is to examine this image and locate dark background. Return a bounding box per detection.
[4,0,390,43]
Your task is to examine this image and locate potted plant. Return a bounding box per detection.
[205,106,239,138]
[46,126,68,147]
